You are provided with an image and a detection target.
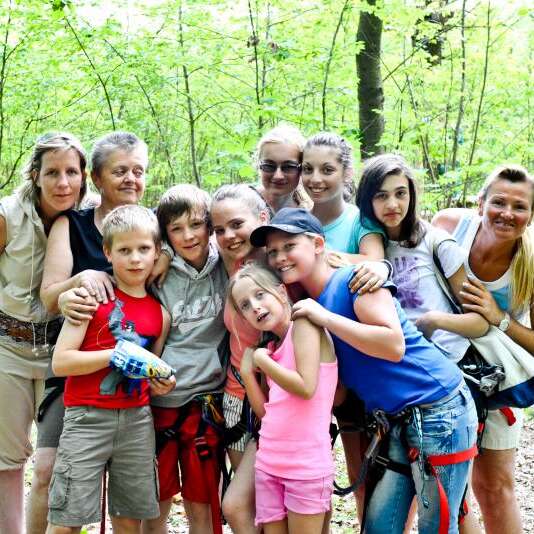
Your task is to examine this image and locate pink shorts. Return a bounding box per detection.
[255,468,333,526]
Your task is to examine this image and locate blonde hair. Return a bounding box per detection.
[479,164,534,312]
[227,262,289,315]
[19,132,87,207]
[102,205,160,250]
[254,124,311,209]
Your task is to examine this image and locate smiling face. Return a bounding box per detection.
[211,198,267,267]
[92,146,147,209]
[479,178,533,241]
[166,210,210,270]
[231,276,289,337]
[37,148,84,220]
[265,231,321,285]
[104,229,157,292]
[259,142,302,201]
[302,145,346,204]
[371,173,410,240]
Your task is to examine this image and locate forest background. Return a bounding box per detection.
[0,0,532,211]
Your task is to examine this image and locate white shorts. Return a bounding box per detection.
[480,407,524,450]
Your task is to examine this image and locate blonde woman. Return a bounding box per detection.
[433,164,534,534]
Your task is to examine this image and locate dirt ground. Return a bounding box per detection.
[27,411,533,533]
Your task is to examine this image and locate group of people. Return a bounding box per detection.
[0,125,532,534]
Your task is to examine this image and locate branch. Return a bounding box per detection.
[64,16,116,129]
[322,0,350,130]
[462,1,492,204]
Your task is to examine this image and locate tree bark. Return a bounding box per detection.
[356,0,384,158]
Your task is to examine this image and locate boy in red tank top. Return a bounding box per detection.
[47,205,173,534]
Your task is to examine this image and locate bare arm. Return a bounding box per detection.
[416,265,490,339]
[292,291,405,362]
[240,347,267,418]
[253,318,321,400]
[149,307,176,396]
[431,208,468,234]
[151,306,170,357]
[52,316,112,376]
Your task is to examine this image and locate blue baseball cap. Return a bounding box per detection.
[250,208,324,247]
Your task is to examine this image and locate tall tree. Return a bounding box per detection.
[356,0,384,158]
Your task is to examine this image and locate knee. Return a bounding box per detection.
[222,492,243,524]
[473,466,516,506]
[186,501,211,526]
[33,455,55,490]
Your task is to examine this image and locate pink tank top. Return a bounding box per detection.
[255,322,338,480]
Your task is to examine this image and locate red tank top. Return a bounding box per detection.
[64,289,163,409]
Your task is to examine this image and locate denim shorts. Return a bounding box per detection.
[364,382,478,534]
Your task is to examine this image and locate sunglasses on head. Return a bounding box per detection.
[259,161,301,177]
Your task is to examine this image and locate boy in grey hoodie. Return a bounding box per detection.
[147,185,228,534]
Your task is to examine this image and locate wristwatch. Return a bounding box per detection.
[498,312,511,332]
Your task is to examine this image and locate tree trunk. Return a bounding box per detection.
[356,0,384,159]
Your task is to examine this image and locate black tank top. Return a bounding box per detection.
[66,208,112,276]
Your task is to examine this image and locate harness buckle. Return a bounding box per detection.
[194,436,212,460]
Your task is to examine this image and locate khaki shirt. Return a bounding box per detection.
[0,192,58,323]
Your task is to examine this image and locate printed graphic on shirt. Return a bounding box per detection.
[101,298,156,396]
[392,256,423,309]
[171,293,224,333]
[108,298,154,348]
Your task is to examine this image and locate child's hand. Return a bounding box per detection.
[149,376,176,396]
[253,347,272,370]
[292,299,330,328]
[240,347,257,377]
[348,261,388,294]
[59,287,99,325]
[147,251,172,288]
[414,311,440,339]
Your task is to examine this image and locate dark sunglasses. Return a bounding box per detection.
[259,161,301,176]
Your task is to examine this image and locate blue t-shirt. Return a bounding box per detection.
[317,266,462,414]
[323,203,384,254]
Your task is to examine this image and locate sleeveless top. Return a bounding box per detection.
[67,208,112,276]
[64,289,162,409]
[452,213,524,320]
[255,322,338,479]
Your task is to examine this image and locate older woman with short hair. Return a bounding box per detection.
[0,132,86,534]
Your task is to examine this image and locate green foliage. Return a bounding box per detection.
[0,0,532,211]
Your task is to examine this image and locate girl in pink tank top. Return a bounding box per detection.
[228,262,337,534]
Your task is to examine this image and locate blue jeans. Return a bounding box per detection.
[364,382,478,534]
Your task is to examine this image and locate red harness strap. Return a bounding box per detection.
[499,407,516,426]
[408,443,478,534]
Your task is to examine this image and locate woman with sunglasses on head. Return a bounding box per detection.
[432,164,534,534]
[255,124,311,213]
[0,133,86,534]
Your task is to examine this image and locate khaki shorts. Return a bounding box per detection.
[480,407,524,450]
[0,370,44,469]
[223,392,251,453]
[48,405,160,527]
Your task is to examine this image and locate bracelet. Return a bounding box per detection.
[380,259,393,279]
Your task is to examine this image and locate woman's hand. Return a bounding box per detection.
[148,252,172,288]
[460,277,505,326]
[58,287,99,325]
[75,270,115,304]
[292,299,330,328]
[348,261,389,294]
[149,375,176,396]
[415,311,440,339]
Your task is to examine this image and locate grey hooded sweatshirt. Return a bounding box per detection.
[151,241,228,408]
